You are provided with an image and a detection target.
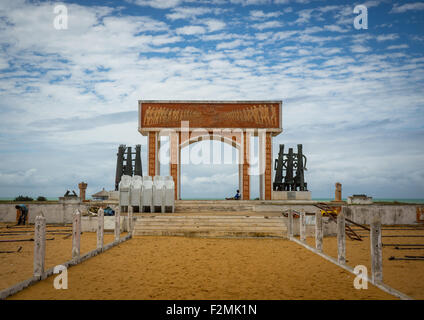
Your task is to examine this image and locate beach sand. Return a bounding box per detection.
[0,223,117,291]
[7,236,395,300]
[2,223,423,300]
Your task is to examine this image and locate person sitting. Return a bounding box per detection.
[226,190,241,200]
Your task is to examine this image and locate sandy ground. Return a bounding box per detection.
[0,223,118,291]
[303,225,424,300]
[8,236,395,300]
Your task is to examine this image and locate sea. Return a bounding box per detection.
[1,197,424,204]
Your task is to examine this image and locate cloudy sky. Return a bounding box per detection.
[0,0,423,200]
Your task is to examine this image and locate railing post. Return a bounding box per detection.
[72,210,81,260]
[371,210,383,284]
[287,208,293,239]
[115,206,121,242]
[33,215,46,278]
[300,209,306,242]
[128,206,133,236]
[337,207,346,265]
[315,210,323,252]
[97,208,104,250]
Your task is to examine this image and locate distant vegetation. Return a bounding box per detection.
[37,196,47,201]
[14,195,34,201]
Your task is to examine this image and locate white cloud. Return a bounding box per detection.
[216,39,244,49]
[250,10,282,19]
[387,44,409,50]
[176,25,206,35]
[376,34,399,42]
[252,20,283,30]
[390,2,424,13]
[128,0,182,9]
[165,7,212,20]
[200,19,226,32]
[350,44,370,53]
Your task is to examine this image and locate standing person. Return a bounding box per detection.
[15,205,28,225]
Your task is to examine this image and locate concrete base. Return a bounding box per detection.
[272,191,311,200]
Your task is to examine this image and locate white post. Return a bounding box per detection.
[97,208,104,250]
[72,210,81,260]
[315,210,323,252]
[337,208,346,265]
[371,210,383,284]
[115,206,121,242]
[300,209,306,242]
[128,205,133,236]
[33,215,46,278]
[287,209,293,238]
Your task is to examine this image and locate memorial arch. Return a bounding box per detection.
[138,100,282,200]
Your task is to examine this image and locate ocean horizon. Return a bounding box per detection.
[1,197,424,204]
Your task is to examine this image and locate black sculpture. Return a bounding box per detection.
[273,144,308,192]
[115,144,142,191]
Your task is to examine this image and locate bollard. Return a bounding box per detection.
[72,210,81,260]
[97,208,104,250]
[315,210,323,252]
[115,206,121,242]
[128,206,133,236]
[287,209,293,238]
[337,208,346,264]
[33,215,46,278]
[371,210,383,283]
[300,210,306,242]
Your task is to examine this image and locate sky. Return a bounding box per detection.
[0,0,423,200]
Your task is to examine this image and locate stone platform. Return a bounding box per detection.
[133,215,288,238]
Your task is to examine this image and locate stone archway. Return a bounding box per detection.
[138,100,282,200]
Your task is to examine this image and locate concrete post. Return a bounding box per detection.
[78,182,87,202]
[97,208,104,250]
[115,206,121,242]
[72,210,81,260]
[371,210,383,284]
[33,215,46,278]
[128,205,133,236]
[300,210,306,242]
[337,208,346,265]
[335,182,342,202]
[315,210,323,252]
[287,209,293,238]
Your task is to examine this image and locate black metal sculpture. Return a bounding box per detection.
[273,144,308,191]
[115,144,142,191]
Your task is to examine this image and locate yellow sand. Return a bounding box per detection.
[0,224,116,290]
[7,236,395,300]
[304,225,424,299]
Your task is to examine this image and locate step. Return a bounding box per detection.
[134,230,285,238]
[133,215,287,238]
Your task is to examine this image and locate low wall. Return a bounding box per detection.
[81,216,127,232]
[0,203,86,224]
[255,204,421,225]
[1,202,421,227]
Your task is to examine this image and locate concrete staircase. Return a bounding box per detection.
[133,215,287,238]
[174,200,256,213]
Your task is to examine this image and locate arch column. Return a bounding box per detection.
[148,132,160,177]
[242,131,250,200]
[259,130,272,200]
[169,131,179,200]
